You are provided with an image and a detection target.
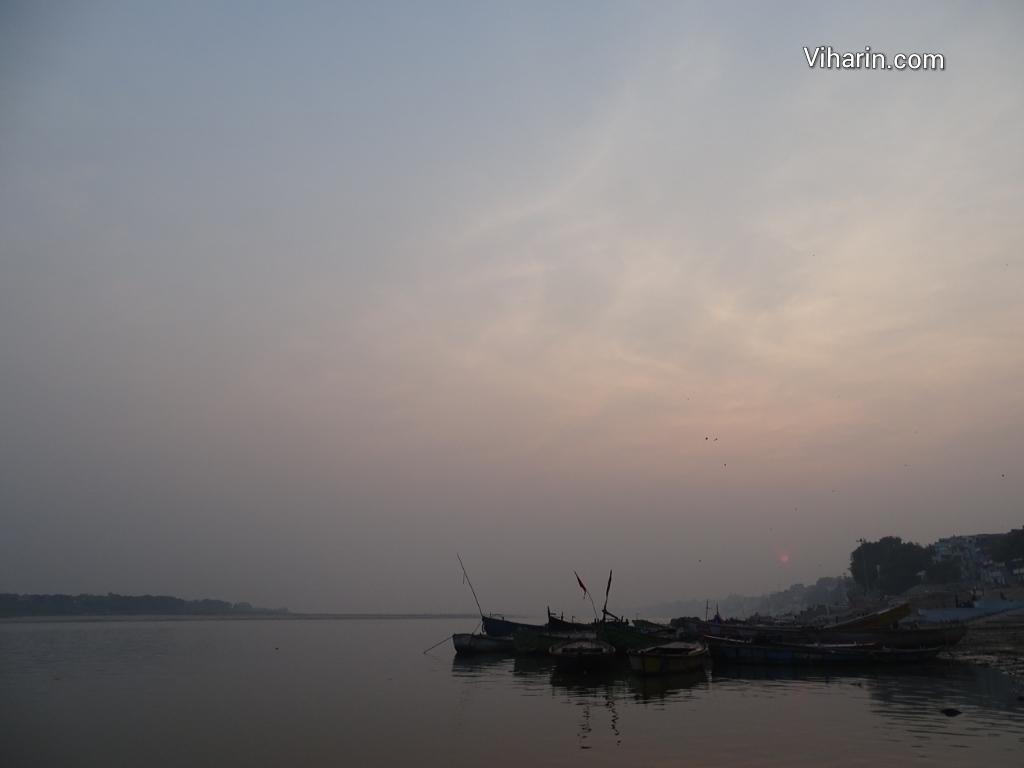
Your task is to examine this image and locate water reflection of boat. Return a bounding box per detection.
[704,636,943,664]
[549,666,625,691]
[707,659,1020,725]
[450,654,511,678]
[709,660,965,683]
[628,666,709,699]
[549,638,618,671]
[546,671,625,748]
[628,640,710,675]
[511,654,554,678]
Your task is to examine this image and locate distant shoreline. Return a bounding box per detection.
[0,613,482,624]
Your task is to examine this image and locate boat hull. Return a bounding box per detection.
[549,638,618,671]
[628,641,710,675]
[675,619,966,649]
[704,637,943,665]
[480,615,545,638]
[452,633,516,655]
[826,603,912,630]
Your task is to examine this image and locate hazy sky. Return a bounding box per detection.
[2,2,1022,614]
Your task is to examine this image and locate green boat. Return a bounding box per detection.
[596,622,676,654]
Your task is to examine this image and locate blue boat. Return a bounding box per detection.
[480,614,546,638]
[704,636,943,664]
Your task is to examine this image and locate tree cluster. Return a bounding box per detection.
[995,529,1024,569]
[849,536,957,595]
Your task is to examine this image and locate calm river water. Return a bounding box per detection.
[2,617,1022,767]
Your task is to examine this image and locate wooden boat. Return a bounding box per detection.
[480,615,546,638]
[452,633,517,655]
[543,601,671,654]
[673,616,966,650]
[597,622,676,654]
[487,607,631,639]
[545,607,629,632]
[631,618,671,630]
[455,556,547,639]
[549,638,618,671]
[824,603,912,630]
[679,619,965,649]
[703,635,943,665]
[628,640,709,675]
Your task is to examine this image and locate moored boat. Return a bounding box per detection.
[452,633,517,655]
[597,622,676,654]
[545,606,629,632]
[824,603,912,630]
[673,617,966,650]
[456,555,546,639]
[480,615,547,638]
[628,640,710,675]
[549,637,618,671]
[703,635,943,665]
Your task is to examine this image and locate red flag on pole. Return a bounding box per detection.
[574,571,588,598]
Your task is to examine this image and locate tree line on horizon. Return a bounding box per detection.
[0,592,289,618]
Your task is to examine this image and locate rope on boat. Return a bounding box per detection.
[422,634,455,654]
[422,619,482,654]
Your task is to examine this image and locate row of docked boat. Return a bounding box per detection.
[453,629,710,675]
[453,607,711,674]
[671,602,966,655]
[451,602,967,673]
